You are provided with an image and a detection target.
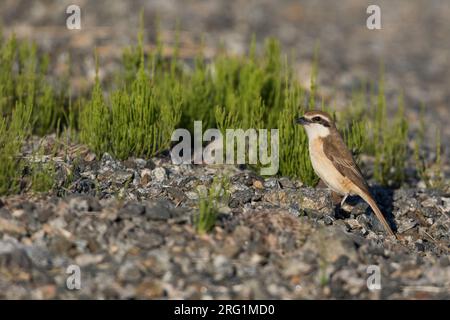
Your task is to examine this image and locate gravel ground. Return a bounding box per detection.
[0,137,449,299]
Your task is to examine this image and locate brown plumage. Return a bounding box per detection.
[297,110,396,238]
[322,133,370,195]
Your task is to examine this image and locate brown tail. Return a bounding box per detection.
[360,193,397,238]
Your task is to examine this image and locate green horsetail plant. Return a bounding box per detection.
[277,77,319,186]
[0,116,19,195]
[196,190,219,235]
[341,73,409,186]
[79,55,110,156]
[194,177,230,234]
[372,89,408,186]
[29,159,56,193]
[0,101,33,195]
[415,123,445,189]
[80,33,182,159]
[276,45,322,186]
[412,102,445,189]
[339,85,369,168]
[182,37,287,132]
[212,40,322,184]
[180,55,216,132]
[109,63,182,159]
[0,32,16,115]
[0,32,64,136]
[211,40,320,181]
[433,128,445,189]
[414,103,427,185]
[342,119,368,165]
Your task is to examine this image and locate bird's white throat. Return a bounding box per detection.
[303,123,331,140]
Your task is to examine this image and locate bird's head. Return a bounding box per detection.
[296,110,334,139]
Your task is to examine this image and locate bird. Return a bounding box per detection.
[296,110,396,238]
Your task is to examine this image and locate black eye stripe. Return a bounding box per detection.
[310,116,330,127]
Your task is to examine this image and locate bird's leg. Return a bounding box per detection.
[334,193,351,220]
[340,194,349,207]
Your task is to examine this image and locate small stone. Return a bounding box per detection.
[0,240,32,270]
[166,187,185,202]
[36,285,57,299]
[136,279,164,298]
[118,261,141,282]
[253,180,264,189]
[101,152,114,163]
[303,226,357,263]
[144,201,175,220]
[283,259,312,276]
[84,152,96,162]
[68,196,101,212]
[185,192,199,200]
[37,208,53,223]
[417,180,427,189]
[415,242,425,252]
[221,240,240,258]
[213,255,234,281]
[48,234,73,254]
[397,219,418,234]
[351,202,369,216]
[151,167,167,183]
[231,172,261,187]
[140,168,152,185]
[229,189,253,208]
[303,208,324,219]
[288,206,301,217]
[74,178,96,194]
[0,217,26,236]
[264,178,278,189]
[439,256,449,267]
[421,197,438,207]
[323,215,334,225]
[295,188,333,215]
[134,158,147,169]
[119,202,146,216]
[145,159,156,170]
[346,219,361,230]
[278,177,295,189]
[137,232,164,249]
[114,170,134,185]
[123,159,138,169]
[75,254,104,267]
[233,225,252,243]
[441,197,450,212]
[263,190,288,206]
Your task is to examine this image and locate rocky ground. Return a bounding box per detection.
[0,136,449,299]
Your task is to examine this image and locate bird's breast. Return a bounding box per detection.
[309,138,353,195]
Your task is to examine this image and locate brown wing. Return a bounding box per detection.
[322,132,370,195]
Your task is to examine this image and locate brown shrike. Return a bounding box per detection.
[296,110,396,238]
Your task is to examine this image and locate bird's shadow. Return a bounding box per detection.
[334,185,397,232]
[369,185,397,232]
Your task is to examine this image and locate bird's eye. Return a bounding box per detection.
[312,116,321,122]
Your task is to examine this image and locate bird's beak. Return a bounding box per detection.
[295,117,309,125]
